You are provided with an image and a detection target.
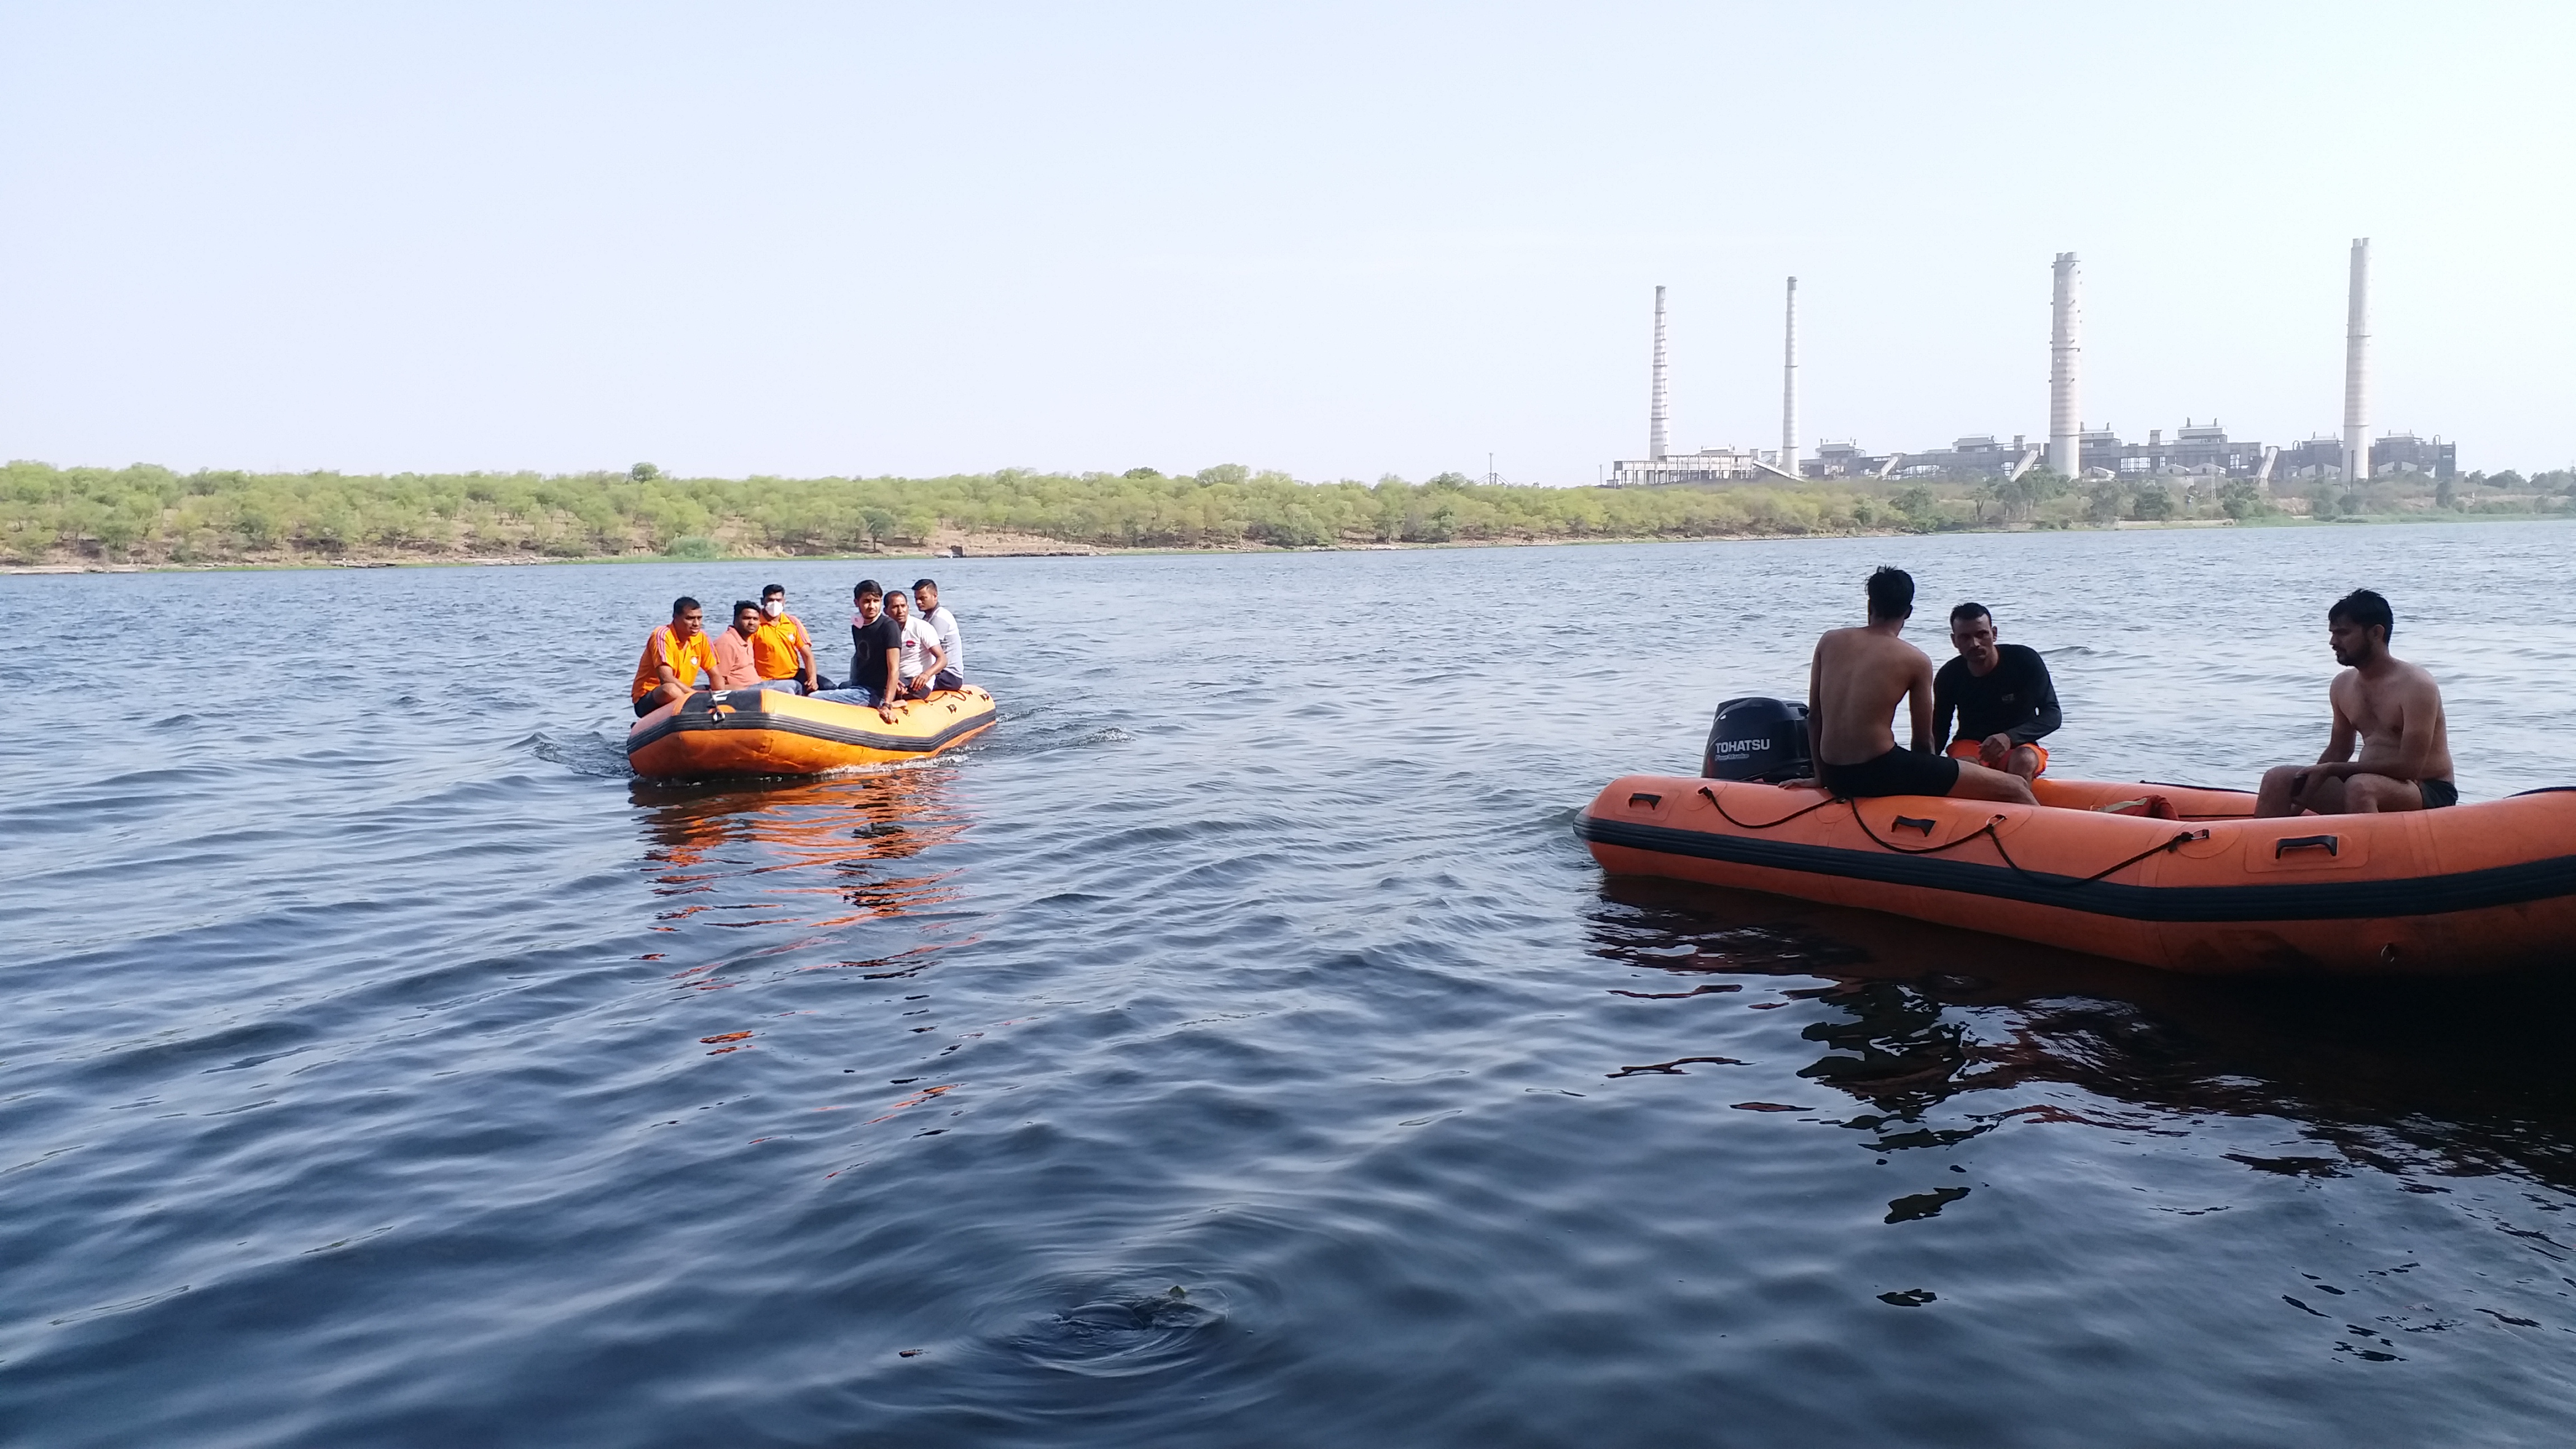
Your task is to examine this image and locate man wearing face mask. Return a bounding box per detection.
[750,583,821,694]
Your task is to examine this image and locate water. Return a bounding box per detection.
[7,522,2576,1446]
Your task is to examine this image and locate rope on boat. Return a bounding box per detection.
[1697,784,1841,831]
[1698,784,2206,886]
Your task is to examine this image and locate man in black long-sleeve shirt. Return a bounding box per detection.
[1932,602,2062,782]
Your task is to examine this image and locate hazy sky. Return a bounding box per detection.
[4,2,2570,481]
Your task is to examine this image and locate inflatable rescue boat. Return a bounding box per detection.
[627,685,996,779]
[1576,774,2576,976]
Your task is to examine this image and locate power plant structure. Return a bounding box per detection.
[1606,277,1806,486]
[1780,277,1800,484]
[1647,284,1669,462]
[2048,254,2081,481]
[1606,243,2456,490]
[2344,238,2371,488]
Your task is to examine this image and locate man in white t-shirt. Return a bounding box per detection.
[913,578,966,691]
[885,590,949,699]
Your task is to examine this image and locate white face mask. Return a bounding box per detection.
[762,600,784,618]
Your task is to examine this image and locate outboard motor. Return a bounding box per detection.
[1702,696,1812,783]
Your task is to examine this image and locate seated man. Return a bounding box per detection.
[2254,589,2455,816]
[1804,567,2037,804]
[913,577,967,692]
[630,595,717,717]
[886,589,949,699]
[1933,602,2062,782]
[711,600,801,693]
[751,583,821,694]
[808,580,905,723]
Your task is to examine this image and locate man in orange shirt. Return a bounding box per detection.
[750,583,821,694]
[631,596,718,717]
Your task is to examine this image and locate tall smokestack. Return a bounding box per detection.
[1781,277,1800,479]
[2048,253,2081,480]
[1649,285,1669,461]
[2343,238,2371,487]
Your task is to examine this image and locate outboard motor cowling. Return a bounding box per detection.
[1702,696,1813,783]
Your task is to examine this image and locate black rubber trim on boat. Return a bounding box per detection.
[628,702,993,756]
[1571,814,2576,924]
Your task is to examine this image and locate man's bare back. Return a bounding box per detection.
[1802,568,2035,805]
[2255,590,2455,817]
[1810,624,1933,765]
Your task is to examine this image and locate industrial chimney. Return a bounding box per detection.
[1781,277,1800,479]
[2048,254,2081,480]
[2343,239,2371,487]
[1649,285,1670,461]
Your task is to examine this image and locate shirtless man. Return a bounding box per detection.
[2253,589,2455,816]
[1803,567,2037,804]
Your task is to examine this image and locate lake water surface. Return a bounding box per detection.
[7,522,2576,1446]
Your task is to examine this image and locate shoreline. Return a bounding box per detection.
[7,510,2568,576]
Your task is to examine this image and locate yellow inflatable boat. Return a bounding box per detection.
[627,686,997,779]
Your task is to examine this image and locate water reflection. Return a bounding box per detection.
[1589,876,2576,1191]
[629,768,976,973]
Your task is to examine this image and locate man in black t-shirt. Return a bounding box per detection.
[1932,602,2062,781]
[810,579,907,722]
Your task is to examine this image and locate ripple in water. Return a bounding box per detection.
[1011,1279,1229,1378]
[521,728,634,777]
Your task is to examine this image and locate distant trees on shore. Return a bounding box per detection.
[0,461,1883,565]
[3,458,2569,566]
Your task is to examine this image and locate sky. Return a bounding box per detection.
[3,2,2571,482]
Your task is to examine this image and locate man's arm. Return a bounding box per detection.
[654,635,686,695]
[1805,640,1826,770]
[2008,650,2063,746]
[1930,661,1958,750]
[2296,688,2364,783]
[795,622,818,690]
[1907,654,1935,754]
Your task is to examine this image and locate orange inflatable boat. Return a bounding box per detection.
[1576,774,2576,976]
[627,686,997,779]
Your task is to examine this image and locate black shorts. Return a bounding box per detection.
[2420,778,2458,809]
[1819,746,1961,800]
[633,694,660,719]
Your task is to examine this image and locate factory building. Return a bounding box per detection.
[2275,433,2457,481]
[1805,436,2039,481]
[1610,448,1770,486]
[1804,423,2455,483]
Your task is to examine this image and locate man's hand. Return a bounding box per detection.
[878,702,900,723]
[1980,733,2013,767]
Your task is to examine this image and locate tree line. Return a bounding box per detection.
[5,458,2568,567]
[1,461,1892,565]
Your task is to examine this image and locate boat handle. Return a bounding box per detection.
[2275,834,2339,858]
[1627,792,1663,808]
[1894,815,1937,835]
